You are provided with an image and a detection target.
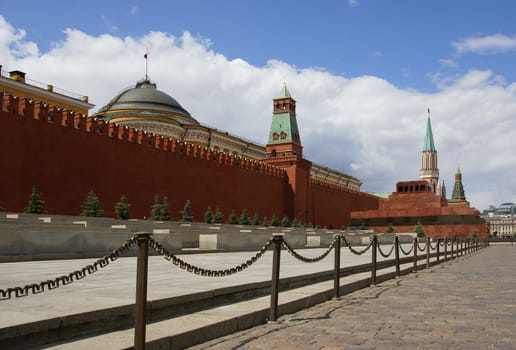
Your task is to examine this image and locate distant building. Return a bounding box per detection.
[481,203,516,237]
[0,66,94,115]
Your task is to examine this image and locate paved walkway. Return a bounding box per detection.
[189,246,515,350]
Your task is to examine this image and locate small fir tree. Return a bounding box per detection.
[151,193,162,220]
[261,216,269,226]
[270,214,279,227]
[281,215,290,227]
[180,200,194,222]
[415,221,425,237]
[24,185,44,214]
[160,196,170,221]
[204,206,213,224]
[81,190,103,217]
[114,195,130,220]
[228,209,238,224]
[239,208,250,225]
[251,212,260,226]
[214,207,224,224]
[386,223,395,234]
[291,219,301,228]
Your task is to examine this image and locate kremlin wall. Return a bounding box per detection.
[0,67,487,236]
[0,68,378,228]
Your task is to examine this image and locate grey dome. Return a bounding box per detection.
[96,80,198,125]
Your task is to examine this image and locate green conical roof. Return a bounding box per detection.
[278,83,291,98]
[423,117,436,151]
[268,83,301,146]
[450,165,466,202]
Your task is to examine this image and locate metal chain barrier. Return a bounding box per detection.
[377,241,395,258]
[0,237,137,300]
[282,238,337,263]
[429,240,439,250]
[417,241,427,252]
[399,242,414,255]
[341,235,374,255]
[148,236,273,277]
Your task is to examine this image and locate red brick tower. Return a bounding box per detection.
[265,84,311,223]
[419,109,440,193]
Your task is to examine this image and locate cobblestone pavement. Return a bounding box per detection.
[189,246,515,350]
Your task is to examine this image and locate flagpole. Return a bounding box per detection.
[144,51,148,80]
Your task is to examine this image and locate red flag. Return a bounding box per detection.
[144,53,148,59]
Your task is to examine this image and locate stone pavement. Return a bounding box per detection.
[189,246,515,350]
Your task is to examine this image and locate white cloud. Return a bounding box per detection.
[348,0,359,8]
[100,15,118,32]
[452,33,516,55]
[439,58,458,69]
[1,16,515,210]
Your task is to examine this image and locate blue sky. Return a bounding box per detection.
[3,0,516,90]
[1,0,516,210]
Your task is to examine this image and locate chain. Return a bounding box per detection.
[399,243,414,256]
[341,236,374,255]
[0,237,137,300]
[282,238,336,263]
[429,241,439,250]
[417,242,427,252]
[148,237,273,277]
[377,242,395,258]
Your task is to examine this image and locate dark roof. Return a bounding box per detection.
[96,79,198,125]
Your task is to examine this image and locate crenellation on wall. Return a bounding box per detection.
[61,109,73,127]
[17,96,33,118]
[1,91,373,224]
[0,92,290,181]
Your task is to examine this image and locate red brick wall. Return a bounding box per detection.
[0,95,287,221]
[309,179,379,228]
[0,94,379,226]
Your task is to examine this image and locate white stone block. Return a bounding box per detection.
[153,229,170,234]
[306,235,321,247]
[199,234,217,250]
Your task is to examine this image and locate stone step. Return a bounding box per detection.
[43,262,418,350]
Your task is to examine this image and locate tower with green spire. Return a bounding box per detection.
[419,109,439,193]
[265,83,302,158]
[265,83,311,224]
[450,165,466,202]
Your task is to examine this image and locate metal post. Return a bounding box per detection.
[436,238,440,264]
[371,235,377,286]
[413,237,418,272]
[451,238,455,259]
[426,237,430,269]
[394,236,400,277]
[134,232,151,350]
[333,234,341,299]
[444,237,447,261]
[269,234,283,322]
